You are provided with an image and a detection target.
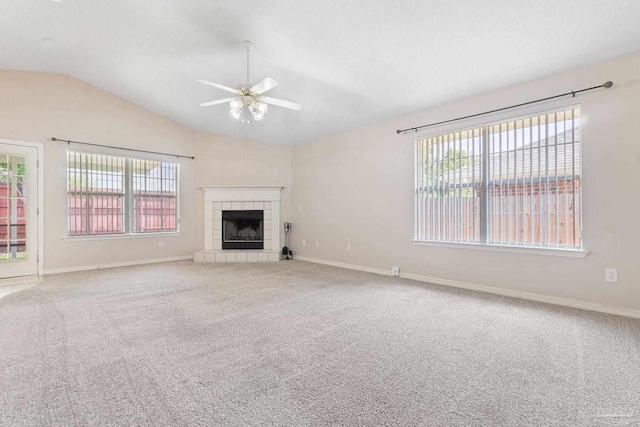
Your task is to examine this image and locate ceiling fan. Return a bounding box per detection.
[198,41,302,122]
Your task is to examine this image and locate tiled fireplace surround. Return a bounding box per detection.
[194,186,283,263]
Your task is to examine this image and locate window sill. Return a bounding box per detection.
[412,240,588,258]
[64,232,181,242]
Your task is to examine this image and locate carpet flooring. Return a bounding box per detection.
[1,260,639,426]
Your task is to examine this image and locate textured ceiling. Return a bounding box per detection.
[2,0,640,145]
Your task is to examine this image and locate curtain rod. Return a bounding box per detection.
[396,81,613,135]
[51,137,195,159]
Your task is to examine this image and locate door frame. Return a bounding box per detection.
[0,138,44,278]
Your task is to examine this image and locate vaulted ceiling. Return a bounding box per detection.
[2,1,640,145]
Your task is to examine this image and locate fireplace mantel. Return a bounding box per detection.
[195,186,284,263]
[200,185,284,202]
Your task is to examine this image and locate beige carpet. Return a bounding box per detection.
[1,260,639,426]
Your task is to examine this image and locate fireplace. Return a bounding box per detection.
[222,210,264,249]
[195,185,282,263]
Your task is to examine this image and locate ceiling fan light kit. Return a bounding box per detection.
[198,41,301,123]
[229,88,269,123]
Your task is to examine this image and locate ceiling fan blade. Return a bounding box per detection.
[197,80,238,95]
[251,77,279,95]
[200,98,233,107]
[263,96,302,111]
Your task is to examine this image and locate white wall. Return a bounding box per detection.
[193,132,292,252]
[0,70,293,272]
[292,51,640,313]
[0,70,198,272]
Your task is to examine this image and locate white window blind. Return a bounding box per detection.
[67,151,178,236]
[132,159,178,233]
[67,152,125,236]
[416,107,581,250]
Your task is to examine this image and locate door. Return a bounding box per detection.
[0,143,38,279]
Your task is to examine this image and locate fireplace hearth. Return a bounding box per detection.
[222,210,264,249]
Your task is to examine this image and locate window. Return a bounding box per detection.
[415,107,581,250]
[1,155,27,259]
[67,151,178,236]
[131,158,178,233]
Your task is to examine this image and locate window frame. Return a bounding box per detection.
[413,105,587,258]
[66,149,180,238]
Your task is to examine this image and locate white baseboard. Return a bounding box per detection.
[294,256,640,320]
[43,255,193,275]
[294,256,392,276]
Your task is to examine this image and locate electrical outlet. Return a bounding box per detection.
[605,268,618,283]
[158,240,164,248]
[347,243,352,252]
[391,267,400,277]
[315,240,320,248]
[299,205,303,211]
[302,239,306,246]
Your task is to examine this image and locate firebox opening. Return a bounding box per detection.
[222,210,264,250]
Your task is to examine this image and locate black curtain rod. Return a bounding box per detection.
[51,137,195,159]
[396,81,613,135]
